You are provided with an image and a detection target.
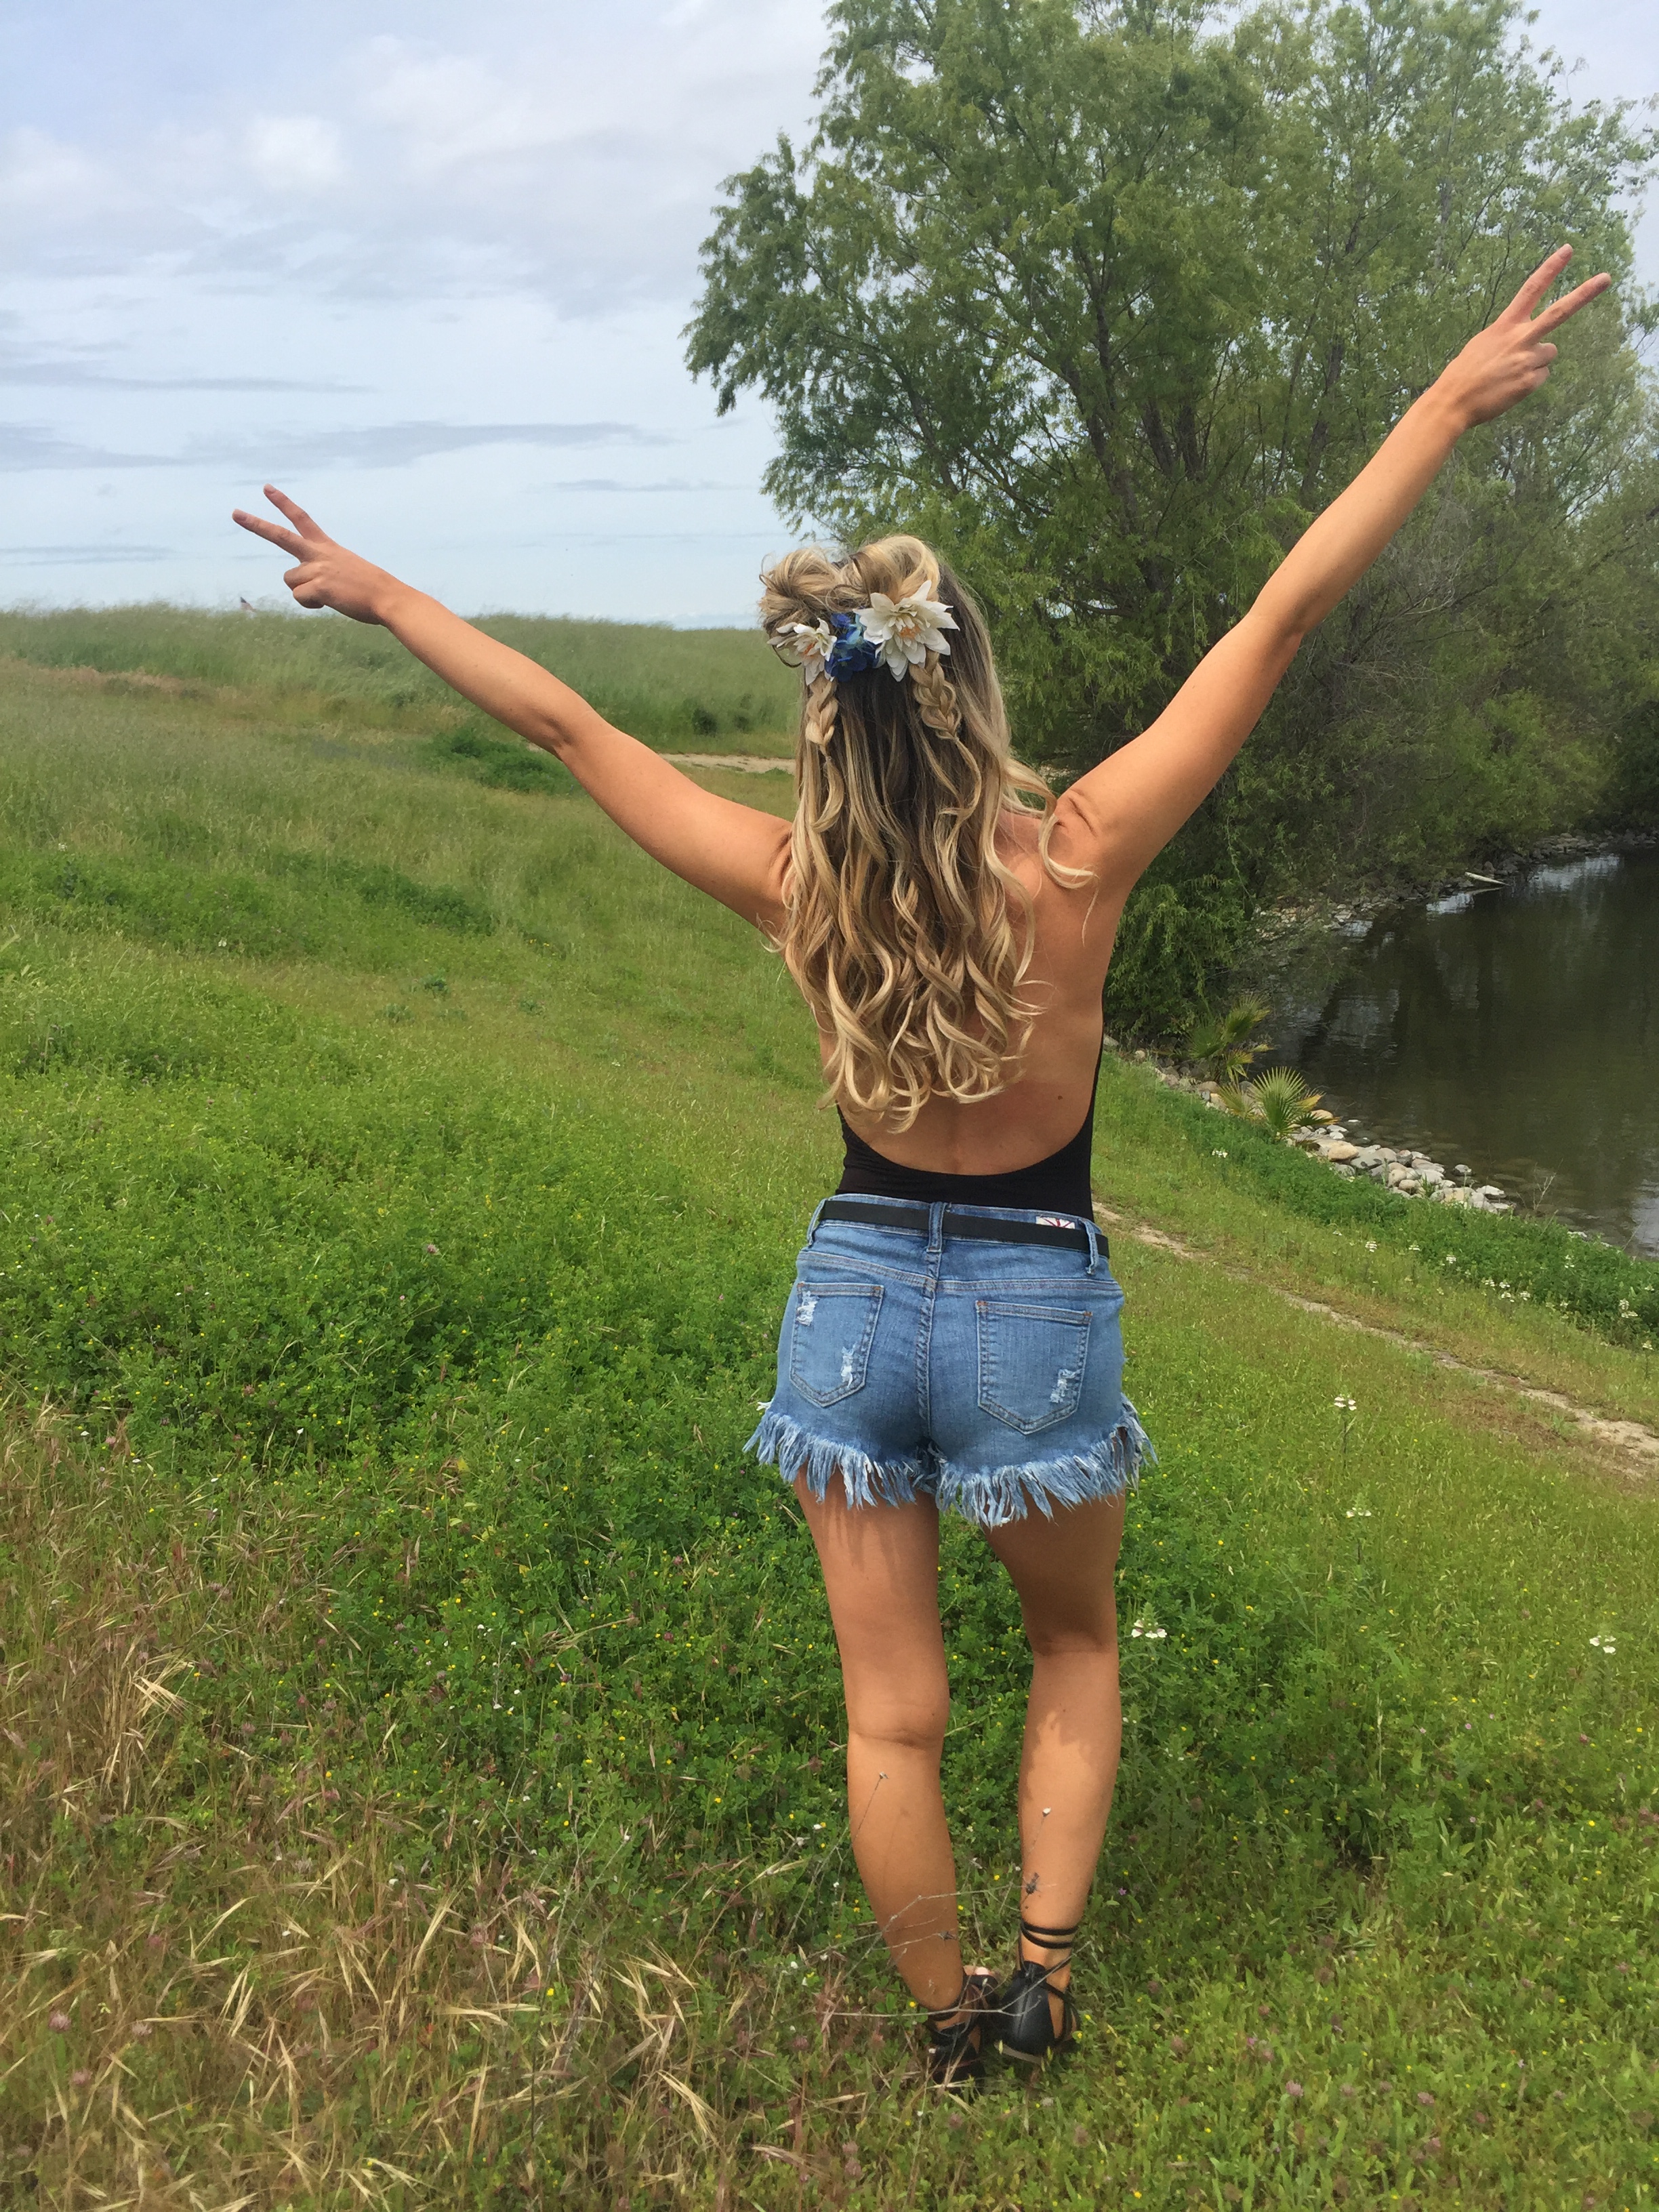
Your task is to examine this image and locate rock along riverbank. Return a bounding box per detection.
[1115,1045,1517,1214]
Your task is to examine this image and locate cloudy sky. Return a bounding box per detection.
[2,0,1654,626]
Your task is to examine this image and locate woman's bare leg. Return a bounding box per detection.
[793,1471,970,2015]
[983,1492,1126,2029]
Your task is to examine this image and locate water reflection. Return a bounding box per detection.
[1265,849,1659,1254]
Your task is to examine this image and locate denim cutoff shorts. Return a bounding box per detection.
[745,1198,1155,1529]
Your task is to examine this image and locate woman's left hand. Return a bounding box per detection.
[231,485,403,624]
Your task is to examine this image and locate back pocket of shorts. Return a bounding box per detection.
[976,1300,1092,1435]
[789,1281,884,1408]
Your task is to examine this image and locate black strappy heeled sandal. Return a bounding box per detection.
[924,1967,999,2090]
[998,1914,1080,2063]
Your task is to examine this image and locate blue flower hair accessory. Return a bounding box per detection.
[773,588,957,685]
[824,611,884,680]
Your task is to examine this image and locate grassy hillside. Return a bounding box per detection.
[1,639,1656,2209]
[0,601,800,754]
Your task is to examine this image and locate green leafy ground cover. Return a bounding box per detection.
[1,643,1656,2207]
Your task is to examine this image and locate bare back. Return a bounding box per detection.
[832,800,1126,1179]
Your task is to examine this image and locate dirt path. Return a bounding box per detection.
[662,752,792,774]
[1093,1202,1659,1472]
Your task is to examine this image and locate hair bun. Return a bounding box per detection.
[758,546,858,637]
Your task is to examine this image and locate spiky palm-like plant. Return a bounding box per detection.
[1221,1065,1324,1138]
[1185,996,1271,1085]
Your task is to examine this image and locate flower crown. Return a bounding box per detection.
[772,584,958,686]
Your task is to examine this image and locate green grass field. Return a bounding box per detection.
[0,602,800,755]
[1,632,1656,2210]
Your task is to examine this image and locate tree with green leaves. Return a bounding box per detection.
[688,0,1659,1031]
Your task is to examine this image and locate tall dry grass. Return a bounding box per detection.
[0,1404,922,2209]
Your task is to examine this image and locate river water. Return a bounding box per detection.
[1262,848,1659,1256]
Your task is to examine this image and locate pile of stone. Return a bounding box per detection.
[1118,1044,1515,1212]
[1292,1118,1513,1212]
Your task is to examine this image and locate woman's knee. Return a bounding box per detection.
[845,1681,951,1755]
[1023,1620,1118,1664]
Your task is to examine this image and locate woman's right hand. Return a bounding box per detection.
[231,485,403,625]
[1436,246,1611,430]
[1055,244,1614,895]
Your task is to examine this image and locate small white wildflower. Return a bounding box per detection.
[1408,1243,1421,1254]
[1364,1240,1377,1253]
[1589,1634,1616,1656]
[1333,1395,1356,1412]
[1345,1506,1372,1520]
[1212,1148,1229,1159]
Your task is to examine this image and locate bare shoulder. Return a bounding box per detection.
[997,800,1126,985]
[994,796,1111,901]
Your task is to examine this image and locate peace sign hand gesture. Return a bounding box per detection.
[1439,246,1612,430]
[230,485,401,624]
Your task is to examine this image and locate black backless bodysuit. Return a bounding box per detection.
[834,1042,1103,1221]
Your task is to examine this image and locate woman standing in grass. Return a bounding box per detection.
[236,247,1607,2085]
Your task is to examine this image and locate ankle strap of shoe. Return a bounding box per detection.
[926,1969,989,2025]
[1019,1914,1081,1954]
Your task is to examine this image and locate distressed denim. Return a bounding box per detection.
[746,1199,1154,1529]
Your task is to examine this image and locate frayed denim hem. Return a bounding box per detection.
[745,1408,929,1511]
[745,1399,1155,1530]
[934,1398,1155,1528]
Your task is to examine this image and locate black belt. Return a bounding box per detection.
[819,1196,1097,1256]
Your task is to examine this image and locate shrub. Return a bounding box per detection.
[1103,876,1256,1042]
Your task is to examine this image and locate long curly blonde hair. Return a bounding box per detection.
[760,535,1085,1130]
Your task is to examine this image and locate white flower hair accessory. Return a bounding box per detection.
[773,619,836,684]
[857,581,958,680]
[765,576,958,687]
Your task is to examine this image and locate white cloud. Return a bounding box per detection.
[356,42,562,173]
[0,5,828,310]
[244,116,348,196]
[0,541,176,565]
[0,417,670,474]
[0,425,153,471]
[8,0,1647,619]
[0,127,114,224]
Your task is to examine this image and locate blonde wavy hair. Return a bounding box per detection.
[760,534,1086,1130]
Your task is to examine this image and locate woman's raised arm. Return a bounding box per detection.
[231,487,792,926]
[1055,246,1612,894]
